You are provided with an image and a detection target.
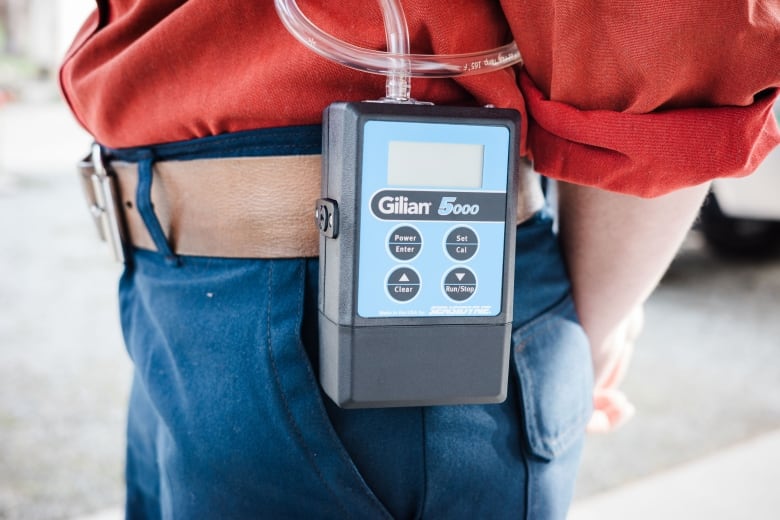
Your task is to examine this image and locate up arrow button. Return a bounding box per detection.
[386,267,421,302]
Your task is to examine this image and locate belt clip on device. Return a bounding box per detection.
[275,0,524,408]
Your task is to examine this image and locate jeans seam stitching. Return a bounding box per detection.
[417,408,428,520]
[524,316,590,451]
[297,263,392,517]
[265,261,352,519]
[514,294,590,456]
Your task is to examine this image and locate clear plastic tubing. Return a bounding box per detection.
[273,0,523,101]
[377,0,411,100]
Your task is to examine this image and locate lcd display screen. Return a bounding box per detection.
[387,141,484,188]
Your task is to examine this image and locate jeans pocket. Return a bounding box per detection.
[512,295,594,461]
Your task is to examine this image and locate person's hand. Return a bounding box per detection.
[586,305,643,433]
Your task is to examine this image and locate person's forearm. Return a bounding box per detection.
[556,180,711,383]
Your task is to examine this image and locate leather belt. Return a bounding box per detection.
[79,152,545,260]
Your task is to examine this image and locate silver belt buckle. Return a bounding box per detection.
[77,143,126,262]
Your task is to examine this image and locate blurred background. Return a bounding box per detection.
[1,2,779,519]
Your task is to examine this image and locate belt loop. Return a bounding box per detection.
[136,155,180,266]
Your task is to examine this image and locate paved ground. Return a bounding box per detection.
[1,100,778,519]
[572,232,780,518]
[0,101,130,520]
[571,429,780,519]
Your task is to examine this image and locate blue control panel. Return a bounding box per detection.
[357,120,510,318]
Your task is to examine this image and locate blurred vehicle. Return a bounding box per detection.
[699,100,780,256]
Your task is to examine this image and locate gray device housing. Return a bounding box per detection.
[318,101,519,408]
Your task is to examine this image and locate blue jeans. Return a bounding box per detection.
[111,128,594,519]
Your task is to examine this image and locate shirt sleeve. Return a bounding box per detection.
[503,0,780,197]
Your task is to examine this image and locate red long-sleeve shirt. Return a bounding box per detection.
[60,0,780,197]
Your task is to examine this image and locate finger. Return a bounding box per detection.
[587,409,611,433]
[587,389,636,434]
